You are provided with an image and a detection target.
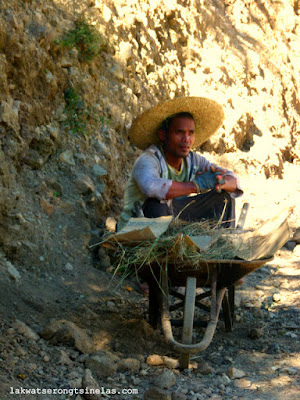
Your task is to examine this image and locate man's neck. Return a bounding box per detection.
[164,152,183,171]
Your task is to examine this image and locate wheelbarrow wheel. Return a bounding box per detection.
[179,276,197,369]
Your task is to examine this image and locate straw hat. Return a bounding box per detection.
[129,96,224,150]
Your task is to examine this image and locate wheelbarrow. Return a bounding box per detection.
[139,256,273,369]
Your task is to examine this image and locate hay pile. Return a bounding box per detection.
[106,220,244,277]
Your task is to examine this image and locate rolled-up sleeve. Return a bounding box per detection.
[132,153,172,200]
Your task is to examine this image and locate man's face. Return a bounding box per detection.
[164,116,195,158]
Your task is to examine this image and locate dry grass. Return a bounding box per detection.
[106,220,244,281]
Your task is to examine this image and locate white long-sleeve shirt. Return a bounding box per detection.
[118,145,242,230]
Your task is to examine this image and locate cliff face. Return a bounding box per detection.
[0,0,299,271]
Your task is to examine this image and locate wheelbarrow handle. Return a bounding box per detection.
[160,268,226,354]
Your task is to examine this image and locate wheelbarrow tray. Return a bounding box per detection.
[138,257,273,289]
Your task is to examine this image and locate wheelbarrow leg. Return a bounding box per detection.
[222,291,233,332]
[179,276,196,369]
[148,281,162,329]
[222,284,235,332]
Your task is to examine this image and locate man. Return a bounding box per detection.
[118,97,242,231]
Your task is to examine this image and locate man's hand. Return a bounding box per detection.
[216,174,237,193]
[194,164,227,192]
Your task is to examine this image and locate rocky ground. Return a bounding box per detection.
[0,1,300,399]
[0,181,299,400]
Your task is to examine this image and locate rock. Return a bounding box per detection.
[227,367,246,379]
[97,247,111,269]
[146,354,164,366]
[81,369,101,400]
[219,373,231,386]
[85,352,119,378]
[92,164,107,178]
[76,175,95,194]
[144,387,172,400]
[12,320,39,341]
[110,64,124,81]
[60,150,75,166]
[162,356,179,369]
[105,217,117,232]
[65,262,74,271]
[292,244,300,257]
[59,350,74,366]
[7,262,21,281]
[280,367,298,375]
[41,319,94,354]
[23,149,45,169]
[248,328,264,339]
[171,393,187,400]
[40,197,55,216]
[273,293,281,302]
[197,362,214,375]
[118,358,141,372]
[0,97,20,132]
[292,227,300,243]
[153,370,176,389]
[285,240,296,251]
[233,378,252,388]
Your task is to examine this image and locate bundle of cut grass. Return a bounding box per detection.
[106,219,244,279]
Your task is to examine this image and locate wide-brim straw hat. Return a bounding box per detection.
[129,96,224,150]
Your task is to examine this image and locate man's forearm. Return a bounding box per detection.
[165,175,238,199]
[164,181,198,199]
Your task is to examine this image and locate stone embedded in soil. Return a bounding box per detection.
[197,361,214,375]
[171,392,187,400]
[248,328,264,339]
[153,370,176,389]
[273,293,282,302]
[85,352,119,377]
[292,244,300,257]
[81,369,101,400]
[292,227,300,243]
[76,175,95,194]
[7,261,21,281]
[41,319,94,354]
[118,357,141,372]
[227,367,246,379]
[233,378,252,388]
[147,354,164,366]
[12,320,39,341]
[162,356,179,369]
[144,386,172,400]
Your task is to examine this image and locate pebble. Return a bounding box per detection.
[12,320,40,341]
[118,357,141,372]
[147,354,164,366]
[144,386,172,400]
[197,362,214,375]
[280,367,298,375]
[273,293,281,302]
[233,378,252,388]
[85,354,118,377]
[153,370,176,389]
[171,392,186,400]
[228,367,246,379]
[248,328,264,339]
[162,356,179,369]
[7,262,21,281]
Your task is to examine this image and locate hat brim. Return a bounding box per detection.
[129,96,224,150]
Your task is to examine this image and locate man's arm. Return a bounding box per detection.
[164,175,238,199]
[164,181,198,199]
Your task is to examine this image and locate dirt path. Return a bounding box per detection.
[0,240,299,400]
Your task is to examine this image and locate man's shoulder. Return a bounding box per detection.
[138,145,163,160]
